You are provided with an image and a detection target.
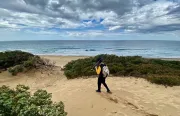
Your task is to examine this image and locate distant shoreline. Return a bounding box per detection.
[1,40,180,58]
[40,54,90,57]
[40,55,180,61]
[1,40,180,42]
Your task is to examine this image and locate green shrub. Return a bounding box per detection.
[0,50,34,70]
[8,56,47,76]
[8,65,24,76]
[64,57,96,79]
[0,51,51,75]
[23,58,35,68]
[0,85,67,116]
[64,54,180,86]
[23,56,43,69]
[151,59,180,69]
[147,76,180,86]
[109,64,124,75]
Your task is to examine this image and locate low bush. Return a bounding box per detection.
[147,75,180,86]
[64,54,180,86]
[0,85,67,116]
[64,57,96,79]
[8,65,24,76]
[0,51,55,76]
[0,50,34,70]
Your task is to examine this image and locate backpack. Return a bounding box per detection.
[102,65,110,78]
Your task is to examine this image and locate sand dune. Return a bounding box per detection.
[0,56,180,116]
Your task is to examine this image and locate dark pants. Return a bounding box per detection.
[98,77,110,91]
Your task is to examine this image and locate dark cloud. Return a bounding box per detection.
[23,0,49,8]
[0,0,156,18]
[0,0,43,14]
[138,24,180,33]
[0,0,179,33]
[167,5,180,15]
[67,0,132,15]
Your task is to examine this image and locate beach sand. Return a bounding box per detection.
[0,56,180,116]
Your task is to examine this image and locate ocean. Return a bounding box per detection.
[0,40,180,58]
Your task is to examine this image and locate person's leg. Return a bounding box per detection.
[96,77,101,92]
[102,78,110,92]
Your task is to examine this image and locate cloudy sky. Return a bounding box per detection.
[0,0,180,41]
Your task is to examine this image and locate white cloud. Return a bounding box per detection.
[0,0,180,39]
[101,17,119,26]
[124,29,135,32]
[109,26,122,31]
[67,30,104,37]
[117,1,180,32]
[0,20,17,28]
[25,29,60,35]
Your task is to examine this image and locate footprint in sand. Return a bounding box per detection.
[107,111,127,116]
[99,92,118,103]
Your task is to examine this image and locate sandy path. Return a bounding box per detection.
[41,55,88,67]
[0,56,180,116]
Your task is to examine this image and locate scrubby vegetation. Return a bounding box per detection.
[0,51,55,75]
[64,54,180,86]
[0,51,34,69]
[0,85,67,116]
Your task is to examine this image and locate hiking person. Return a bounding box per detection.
[94,57,111,93]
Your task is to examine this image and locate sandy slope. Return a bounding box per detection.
[0,56,180,116]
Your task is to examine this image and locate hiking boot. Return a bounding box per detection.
[107,90,112,94]
[96,90,101,93]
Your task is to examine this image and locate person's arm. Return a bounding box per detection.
[95,66,101,75]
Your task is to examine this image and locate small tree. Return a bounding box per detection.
[0,85,67,116]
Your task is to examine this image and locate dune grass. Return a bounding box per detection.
[64,54,180,86]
